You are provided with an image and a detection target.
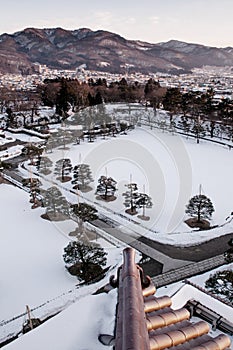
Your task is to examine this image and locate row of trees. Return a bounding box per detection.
[61,191,216,282]
[62,191,217,283]
[21,173,217,282]
[146,112,233,143]
[1,74,232,140]
[40,77,167,116]
[1,78,232,144]
[30,155,154,220]
[40,79,233,126]
[161,88,233,142]
[163,88,233,121]
[61,198,227,285]
[0,77,161,129]
[25,169,216,231]
[25,171,216,229]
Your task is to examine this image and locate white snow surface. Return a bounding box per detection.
[171,283,233,321]
[31,111,233,245]
[0,184,122,335]
[0,184,75,320]
[4,290,117,350]
[1,104,233,348]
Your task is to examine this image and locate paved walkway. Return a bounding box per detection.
[152,254,226,287]
[93,219,191,272]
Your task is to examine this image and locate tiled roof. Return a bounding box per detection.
[110,247,231,350]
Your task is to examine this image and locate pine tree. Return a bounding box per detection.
[119,121,129,134]
[185,194,215,223]
[205,270,233,303]
[22,144,43,163]
[22,178,41,207]
[178,116,191,135]
[95,91,103,105]
[191,117,206,143]
[72,164,93,191]
[29,185,41,208]
[53,128,73,149]
[122,183,139,215]
[45,136,56,153]
[163,87,182,117]
[96,176,117,201]
[135,192,153,220]
[37,156,53,175]
[42,186,70,219]
[22,177,41,189]
[71,202,98,233]
[63,241,107,282]
[54,158,72,182]
[55,77,70,116]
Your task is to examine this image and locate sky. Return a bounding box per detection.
[0,0,232,47]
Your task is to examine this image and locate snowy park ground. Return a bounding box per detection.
[18,104,233,246]
[0,183,124,343]
[1,104,233,346]
[1,183,232,348]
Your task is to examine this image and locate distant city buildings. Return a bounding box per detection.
[0,65,232,100]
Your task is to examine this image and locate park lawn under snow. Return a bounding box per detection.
[0,184,74,321]
[0,183,123,342]
[1,104,233,339]
[24,114,233,246]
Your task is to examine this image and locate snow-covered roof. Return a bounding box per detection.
[171,283,232,322]
[4,291,117,350]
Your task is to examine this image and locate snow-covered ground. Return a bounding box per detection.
[21,105,233,246]
[0,131,44,161]
[0,181,232,347]
[3,289,118,350]
[1,103,233,347]
[0,145,23,161]
[0,183,123,343]
[0,134,15,146]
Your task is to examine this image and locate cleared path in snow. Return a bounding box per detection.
[92,219,191,272]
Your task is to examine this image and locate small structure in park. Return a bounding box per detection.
[22,305,41,335]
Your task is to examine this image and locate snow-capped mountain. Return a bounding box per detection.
[0,27,232,75]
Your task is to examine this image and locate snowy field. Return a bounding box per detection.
[19,105,233,246]
[1,104,233,346]
[0,184,123,342]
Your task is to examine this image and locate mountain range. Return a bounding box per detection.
[0,27,233,75]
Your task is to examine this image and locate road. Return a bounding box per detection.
[138,233,233,261]
[92,219,191,273]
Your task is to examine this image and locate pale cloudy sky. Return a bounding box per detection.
[0,0,232,47]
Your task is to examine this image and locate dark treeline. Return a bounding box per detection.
[39,77,167,116]
[0,77,232,134]
[40,78,233,124]
[162,87,233,142]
